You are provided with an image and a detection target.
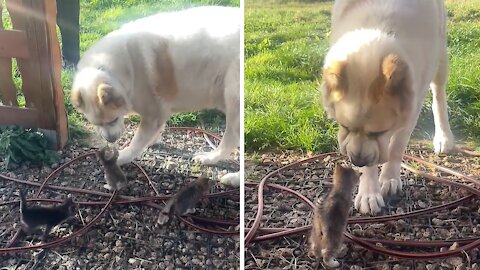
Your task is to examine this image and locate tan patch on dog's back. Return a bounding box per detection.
[152,45,178,102]
[125,35,179,103]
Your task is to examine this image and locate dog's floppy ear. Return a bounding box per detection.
[97,83,124,108]
[71,89,83,108]
[382,54,409,94]
[370,54,410,102]
[323,60,348,103]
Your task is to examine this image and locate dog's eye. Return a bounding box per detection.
[367,130,388,137]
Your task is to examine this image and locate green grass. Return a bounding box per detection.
[245,0,480,153]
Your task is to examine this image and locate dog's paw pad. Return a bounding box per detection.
[354,192,385,215]
[380,178,402,196]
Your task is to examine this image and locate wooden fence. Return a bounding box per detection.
[0,0,68,149]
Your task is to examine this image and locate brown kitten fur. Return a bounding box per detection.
[157,177,211,225]
[96,147,127,191]
[310,164,360,268]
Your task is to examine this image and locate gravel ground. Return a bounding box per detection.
[245,144,480,269]
[0,122,240,269]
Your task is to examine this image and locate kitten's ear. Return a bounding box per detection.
[334,163,346,178]
[334,163,342,174]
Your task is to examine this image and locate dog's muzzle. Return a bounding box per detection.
[349,153,376,167]
[103,134,119,143]
[96,126,121,143]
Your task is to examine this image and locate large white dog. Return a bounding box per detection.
[321,0,455,214]
[71,6,240,186]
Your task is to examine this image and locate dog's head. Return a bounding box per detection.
[71,68,129,142]
[321,53,413,167]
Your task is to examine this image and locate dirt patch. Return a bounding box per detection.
[245,144,480,269]
[0,123,240,269]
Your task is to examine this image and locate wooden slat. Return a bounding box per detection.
[0,30,30,59]
[0,105,39,128]
[0,3,19,107]
[29,0,56,130]
[44,0,68,148]
[6,0,36,108]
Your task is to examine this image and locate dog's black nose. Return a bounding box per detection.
[350,154,369,167]
[351,158,368,167]
[104,135,118,143]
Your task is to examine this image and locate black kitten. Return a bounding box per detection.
[157,177,211,225]
[19,190,76,241]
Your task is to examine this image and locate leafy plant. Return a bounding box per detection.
[0,126,59,169]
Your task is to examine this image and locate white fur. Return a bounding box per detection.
[73,6,240,186]
[321,249,340,268]
[324,0,454,214]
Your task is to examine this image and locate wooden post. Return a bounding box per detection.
[45,0,68,148]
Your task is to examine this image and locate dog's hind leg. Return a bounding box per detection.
[431,46,455,154]
[193,59,240,166]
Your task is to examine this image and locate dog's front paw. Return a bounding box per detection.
[354,192,384,215]
[355,172,385,215]
[380,177,402,196]
[193,151,222,165]
[433,132,455,154]
[219,172,240,187]
[117,149,134,165]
